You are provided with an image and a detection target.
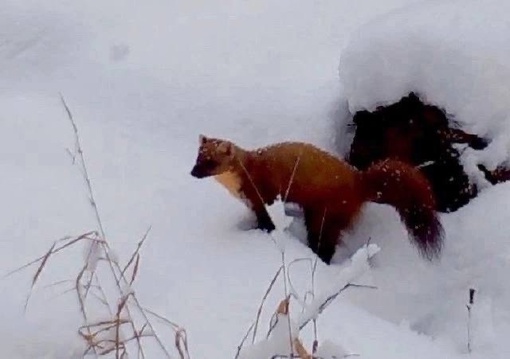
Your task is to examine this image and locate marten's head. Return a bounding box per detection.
[190,135,237,178]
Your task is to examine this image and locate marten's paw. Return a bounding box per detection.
[236,212,275,233]
[257,220,276,233]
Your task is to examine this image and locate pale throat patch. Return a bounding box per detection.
[214,171,243,199]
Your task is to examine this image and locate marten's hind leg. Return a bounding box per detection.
[303,208,351,264]
[316,223,342,264]
[303,208,325,255]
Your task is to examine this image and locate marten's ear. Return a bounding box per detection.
[199,134,207,145]
[217,141,233,156]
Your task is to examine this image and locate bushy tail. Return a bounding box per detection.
[361,159,444,260]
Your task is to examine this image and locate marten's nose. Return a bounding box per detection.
[190,165,204,178]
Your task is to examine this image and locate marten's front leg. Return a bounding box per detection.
[303,207,349,265]
[252,203,276,232]
[241,181,276,233]
[303,207,328,258]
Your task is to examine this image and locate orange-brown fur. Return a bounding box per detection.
[191,135,444,264]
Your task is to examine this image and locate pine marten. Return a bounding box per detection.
[190,135,444,264]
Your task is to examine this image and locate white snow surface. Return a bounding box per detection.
[1,0,510,358]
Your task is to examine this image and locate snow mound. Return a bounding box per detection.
[339,0,510,171]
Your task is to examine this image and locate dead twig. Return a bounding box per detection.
[299,283,377,331]
[252,266,283,343]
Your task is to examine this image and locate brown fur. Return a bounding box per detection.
[191,135,444,264]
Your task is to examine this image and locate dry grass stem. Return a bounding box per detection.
[293,338,311,359]
[4,231,97,279]
[298,283,377,331]
[234,322,256,359]
[120,226,151,284]
[7,96,193,358]
[251,265,283,344]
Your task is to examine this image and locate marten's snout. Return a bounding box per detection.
[191,157,220,178]
[190,164,206,178]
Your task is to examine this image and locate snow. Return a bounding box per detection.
[239,240,377,359]
[238,305,299,359]
[2,0,510,358]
